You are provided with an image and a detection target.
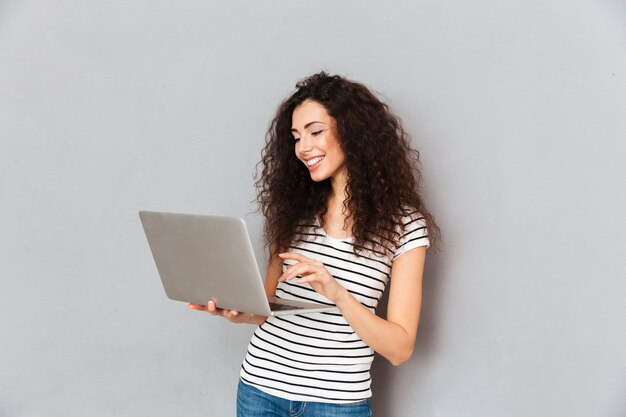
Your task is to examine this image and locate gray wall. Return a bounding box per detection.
[1,1,625,416]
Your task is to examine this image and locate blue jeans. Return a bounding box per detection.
[237,379,371,417]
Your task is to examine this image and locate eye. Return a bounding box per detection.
[293,137,301,143]
[311,130,323,136]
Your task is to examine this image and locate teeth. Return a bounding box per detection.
[307,156,324,166]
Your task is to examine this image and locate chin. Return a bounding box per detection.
[309,172,328,182]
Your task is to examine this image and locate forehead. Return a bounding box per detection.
[291,100,332,127]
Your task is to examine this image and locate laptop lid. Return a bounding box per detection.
[138,211,336,316]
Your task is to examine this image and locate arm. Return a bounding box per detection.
[188,252,283,325]
[334,246,425,365]
[278,246,426,366]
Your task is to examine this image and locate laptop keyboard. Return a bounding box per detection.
[269,302,305,311]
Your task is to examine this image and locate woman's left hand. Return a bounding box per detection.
[278,252,348,304]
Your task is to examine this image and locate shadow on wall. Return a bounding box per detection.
[371,247,447,416]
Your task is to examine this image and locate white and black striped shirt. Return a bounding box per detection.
[240,211,429,403]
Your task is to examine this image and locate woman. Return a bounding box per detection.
[190,71,439,416]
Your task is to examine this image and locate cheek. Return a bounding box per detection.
[329,142,345,161]
[325,133,343,155]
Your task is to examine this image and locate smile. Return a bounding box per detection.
[306,156,324,167]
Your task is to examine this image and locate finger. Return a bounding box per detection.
[278,252,310,262]
[295,275,310,284]
[279,263,308,281]
[188,303,207,310]
[208,301,226,316]
[280,265,310,282]
[296,273,324,284]
[281,262,324,281]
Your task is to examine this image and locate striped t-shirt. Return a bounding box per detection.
[239,211,429,403]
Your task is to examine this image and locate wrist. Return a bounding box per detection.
[333,287,351,307]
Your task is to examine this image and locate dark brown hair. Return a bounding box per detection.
[256,71,439,257]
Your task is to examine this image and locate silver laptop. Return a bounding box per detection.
[139,211,337,316]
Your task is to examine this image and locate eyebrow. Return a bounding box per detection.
[290,121,326,133]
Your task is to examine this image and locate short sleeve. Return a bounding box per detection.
[392,211,430,260]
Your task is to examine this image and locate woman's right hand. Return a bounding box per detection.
[188,300,263,324]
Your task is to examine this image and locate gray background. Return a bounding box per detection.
[1,1,625,416]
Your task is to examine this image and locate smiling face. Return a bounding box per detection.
[291,100,347,183]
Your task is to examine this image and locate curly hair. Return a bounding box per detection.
[255,71,440,257]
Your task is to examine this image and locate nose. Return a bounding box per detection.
[297,134,314,155]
